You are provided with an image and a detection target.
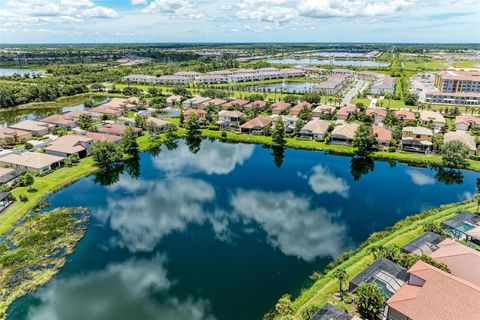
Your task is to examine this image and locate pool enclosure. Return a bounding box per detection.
[441,211,480,240]
[310,303,354,320]
[348,257,409,298]
[402,231,444,255]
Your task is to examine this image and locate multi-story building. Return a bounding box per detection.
[426,70,480,105]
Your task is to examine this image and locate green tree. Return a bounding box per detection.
[441,140,470,168]
[333,267,348,292]
[135,115,147,129]
[78,113,93,130]
[23,173,34,191]
[352,124,375,155]
[91,141,122,169]
[300,305,318,320]
[185,114,201,138]
[64,154,80,167]
[275,294,294,317]
[404,93,419,106]
[294,118,304,135]
[272,116,285,145]
[120,126,139,155]
[179,110,185,127]
[355,282,386,320]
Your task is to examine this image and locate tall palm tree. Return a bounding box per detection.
[333,267,348,292]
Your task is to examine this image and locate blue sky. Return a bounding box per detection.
[0,0,479,43]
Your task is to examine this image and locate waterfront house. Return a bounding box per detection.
[402,232,444,256]
[165,95,183,107]
[181,96,212,109]
[312,105,336,118]
[271,102,292,115]
[299,119,330,140]
[336,106,358,121]
[331,123,359,145]
[84,132,121,144]
[349,257,409,298]
[96,124,142,136]
[222,99,250,110]
[0,152,64,175]
[366,108,387,124]
[0,192,13,213]
[441,211,480,240]
[444,131,477,154]
[88,104,123,118]
[310,304,356,320]
[429,238,480,286]
[9,120,53,137]
[41,114,77,129]
[245,100,267,110]
[271,115,298,133]
[63,110,88,121]
[0,127,32,144]
[401,126,433,152]
[146,117,174,131]
[386,261,480,320]
[393,110,416,123]
[455,115,480,131]
[184,109,207,124]
[217,110,244,130]
[0,167,22,184]
[290,102,313,116]
[419,111,446,132]
[240,116,272,134]
[372,124,392,148]
[45,135,93,158]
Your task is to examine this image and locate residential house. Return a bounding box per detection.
[331,123,359,145]
[271,115,297,133]
[310,304,356,320]
[419,111,446,132]
[290,102,312,116]
[370,75,396,95]
[184,109,207,124]
[386,261,480,320]
[44,135,93,158]
[9,120,53,136]
[401,126,433,152]
[271,102,292,115]
[336,106,358,121]
[372,124,392,148]
[240,116,272,134]
[62,109,88,121]
[394,110,416,123]
[312,105,336,118]
[217,110,244,130]
[444,131,477,154]
[331,68,356,76]
[165,95,183,107]
[245,100,267,110]
[96,124,142,136]
[402,232,444,256]
[84,132,121,144]
[174,71,202,79]
[181,96,212,109]
[314,74,350,95]
[366,108,387,124]
[146,117,174,131]
[221,99,250,110]
[455,115,480,131]
[200,98,228,109]
[299,119,330,140]
[0,167,22,184]
[0,128,32,144]
[0,152,64,175]
[428,239,480,287]
[195,74,229,84]
[41,114,77,129]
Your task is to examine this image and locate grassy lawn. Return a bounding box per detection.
[0,158,98,237]
[402,59,449,71]
[351,98,371,106]
[452,60,480,69]
[288,201,477,320]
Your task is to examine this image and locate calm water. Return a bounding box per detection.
[246,81,317,93]
[0,68,41,76]
[268,58,389,67]
[310,51,366,57]
[7,140,478,320]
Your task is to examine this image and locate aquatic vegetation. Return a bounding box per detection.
[0,207,90,319]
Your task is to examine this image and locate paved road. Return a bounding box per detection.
[342,80,365,106]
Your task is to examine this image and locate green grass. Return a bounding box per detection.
[452,60,480,69]
[351,98,371,106]
[287,201,477,319]
[0,158,97,237]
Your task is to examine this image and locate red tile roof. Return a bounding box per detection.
[240,116,272,129]
[387,261,480,320]
[366,108,387,118]
[373,124,392,142]
[394,110,416,121]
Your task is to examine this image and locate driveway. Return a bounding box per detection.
[342,80,365,106]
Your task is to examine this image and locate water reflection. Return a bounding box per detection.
[349,156,375,181]
[434,167,464,185]
[27,255,215,320]
[271,146,285,168]
[303,165,350,198]
[152,140,254,176]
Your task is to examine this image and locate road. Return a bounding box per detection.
[342,80,366,106]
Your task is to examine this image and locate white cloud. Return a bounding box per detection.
[152,140,254,176]
[98,177,215,252]
[305,165,350,198]
[28,256,215,320]
[139,0,205,19]
[235,0,297,24]
[230,190,349,261]
[298,0,417,18]
[406,169,435,186]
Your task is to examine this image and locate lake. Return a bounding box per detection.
[0,68,41,76]
[268,58,389,67]
[6,140,479,320]
[246,81,317,93]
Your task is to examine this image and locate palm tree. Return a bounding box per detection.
[333,267,348,292]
